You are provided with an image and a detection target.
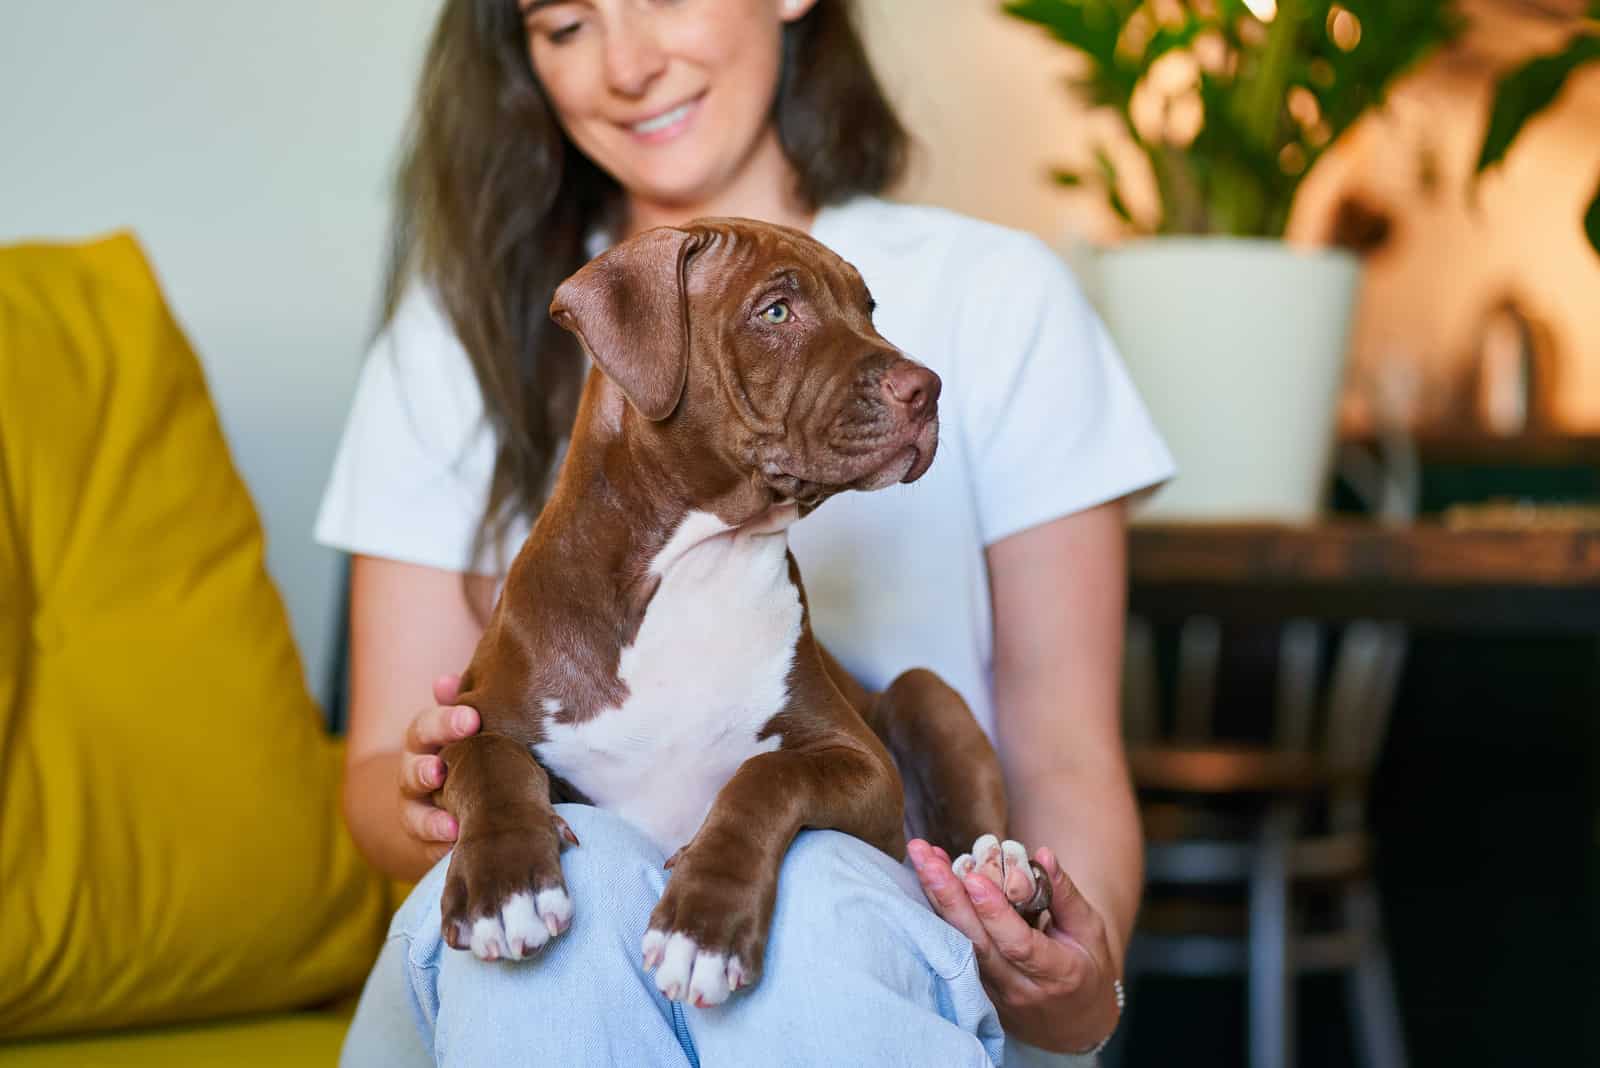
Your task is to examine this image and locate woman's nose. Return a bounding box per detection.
[604,19,667,98]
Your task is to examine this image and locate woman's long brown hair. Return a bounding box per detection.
[382,0,908,592]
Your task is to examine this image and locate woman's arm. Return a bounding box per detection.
[342,554,496,882]
[988,497,1140,966]
[908,497,1138,1053]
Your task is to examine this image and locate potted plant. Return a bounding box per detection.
[1003,0,1460,520]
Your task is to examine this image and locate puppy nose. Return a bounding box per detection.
[881,363,941,421]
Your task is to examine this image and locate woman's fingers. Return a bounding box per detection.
[908,840,999,961]
[401,752,444,799]
[403,797,458,844]
[404,701,480,755]
[911,839,1091,1009]
[397,679,476,852]
[432,673,463,707]
[960,871,1056,974]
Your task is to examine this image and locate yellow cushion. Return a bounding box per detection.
[0,232,387,1039]
[0,1006,354,1068]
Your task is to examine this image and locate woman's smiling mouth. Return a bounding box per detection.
[624,94,704,143]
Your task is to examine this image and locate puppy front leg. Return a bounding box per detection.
[642,744,903,1007]
[437,733,579,960]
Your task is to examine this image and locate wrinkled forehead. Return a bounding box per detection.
[685,220,870,311]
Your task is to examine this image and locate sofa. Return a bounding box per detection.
[0,233,393,1064]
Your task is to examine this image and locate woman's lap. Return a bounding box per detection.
[341,803,1003,1068]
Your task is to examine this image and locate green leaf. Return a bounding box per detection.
[1002,0,1122,68]
[1586,175,1600,259]
[1475,35,1600,175]
[1108,188,1134,227]
[1002,0,1464,239]
[1316,2,1465,137]
[1094,147,1134,225]
[1002,0,1141,108]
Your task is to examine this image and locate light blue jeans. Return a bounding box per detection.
[341,804,1081,1067]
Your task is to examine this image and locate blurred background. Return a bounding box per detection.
[2,1,1597,1065]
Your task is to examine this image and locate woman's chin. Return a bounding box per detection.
[610,170,725,215]
[599,139,732,210]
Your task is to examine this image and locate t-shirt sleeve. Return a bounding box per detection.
[313,283,505,575]
[959,232,1175,547]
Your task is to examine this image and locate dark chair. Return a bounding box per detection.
[1114,612,1409,1068]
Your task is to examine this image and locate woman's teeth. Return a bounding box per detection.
[632,101,693,135]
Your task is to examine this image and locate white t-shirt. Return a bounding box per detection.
[314,196,1174,738]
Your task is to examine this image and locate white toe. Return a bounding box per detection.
[499,892,550,959]
[655,932,697,1001]
[688,950,730,1007]
[951,853,975,877]
[972,834,1005,885]
[642,928,668,969]
[470,915,508,961]
[536,887,573,938]
[1002,840,1034,882]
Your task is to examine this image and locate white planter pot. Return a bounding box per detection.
[1076,237,1361,522]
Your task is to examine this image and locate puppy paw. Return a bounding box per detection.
[456,886,574,961]
[643,861,767,1007]
[441,812,579,961]
[952,833,1053,927]
[642,929,749,1008]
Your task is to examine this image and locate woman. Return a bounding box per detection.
[317,1,1173,1064]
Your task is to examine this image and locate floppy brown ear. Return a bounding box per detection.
[549,226,704,422]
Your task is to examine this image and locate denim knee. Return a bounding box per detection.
[391,803,671,964]
[685,828,1003,1066]
[390,804,695,1068]
[775,829,979,980]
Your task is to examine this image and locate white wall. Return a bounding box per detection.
[860,0,1113,244]
[1,2,441,704]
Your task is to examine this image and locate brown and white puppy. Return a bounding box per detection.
[437,218,1048,1009]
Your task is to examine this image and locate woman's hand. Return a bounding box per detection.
[908,838,1121,1054]
[400,674,481,864]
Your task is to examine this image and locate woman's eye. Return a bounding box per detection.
[547,21,582,44]
[760,301,792,324]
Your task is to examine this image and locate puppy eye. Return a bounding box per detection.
[760,301,792,325]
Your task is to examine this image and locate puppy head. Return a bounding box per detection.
[550,217,939,514]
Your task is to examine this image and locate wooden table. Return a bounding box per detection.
[1128,520,1600,632]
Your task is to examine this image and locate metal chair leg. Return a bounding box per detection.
[1250,805,1297,1068]
[1346,880,1408,1068]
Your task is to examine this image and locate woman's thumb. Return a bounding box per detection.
[1038,847,1101,945]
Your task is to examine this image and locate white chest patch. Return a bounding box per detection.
[534,510,800,856]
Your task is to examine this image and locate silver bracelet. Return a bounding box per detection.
[1068,978,1125,1057]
